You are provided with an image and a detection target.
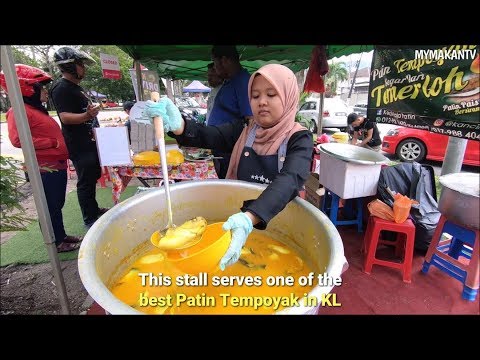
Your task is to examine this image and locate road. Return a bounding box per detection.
[322,124,479,176]
[1,122,477,176]
[1,122,23,160]
[0,110,128,161]
[376,124,479,176]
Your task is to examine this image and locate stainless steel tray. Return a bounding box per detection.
[319,143,389,165]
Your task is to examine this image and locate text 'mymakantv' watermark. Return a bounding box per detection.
[415,49,477,60]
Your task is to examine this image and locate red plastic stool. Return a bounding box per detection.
[363,216,416,283]
[97,166,110,188]
[67,160,76,180]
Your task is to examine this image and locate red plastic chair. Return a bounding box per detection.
[66,160,109,188]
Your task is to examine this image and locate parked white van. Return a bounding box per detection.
[297,97,352,132]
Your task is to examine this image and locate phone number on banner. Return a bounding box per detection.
[430,127,480,139]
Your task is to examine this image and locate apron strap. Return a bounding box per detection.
[246,123,288,172]
[245,123,258,147]
[277,138,288,172]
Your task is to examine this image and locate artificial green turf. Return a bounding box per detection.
[0,186,137,266]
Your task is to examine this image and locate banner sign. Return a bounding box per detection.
[100,53,121,79]
[368,45,479,140]
[129,69,160,101]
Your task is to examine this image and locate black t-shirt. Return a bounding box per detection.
[50,78,99,158]
[354,118,381,147]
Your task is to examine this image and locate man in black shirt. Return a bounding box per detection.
[123,101,135,144]
[347,112,382,152]
[50,47,109,228]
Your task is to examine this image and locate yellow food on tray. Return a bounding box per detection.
[166,149,185,166]
[331,132,349,144]
[132,150,184,166]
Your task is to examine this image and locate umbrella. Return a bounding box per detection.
[87,90,107,99]
[182,80,211,93]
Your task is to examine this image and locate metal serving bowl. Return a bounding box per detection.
[319,143,389,165]
[78,180,346,314]
[438,172,479,229]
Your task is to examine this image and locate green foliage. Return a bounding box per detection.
[0,155,31,232]
[2,45,162,106]
[10,47,41,68]
[299,91,309,107]
[325,61,348,96]
[79,45,136,102]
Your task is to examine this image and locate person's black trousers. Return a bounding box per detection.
[40,169,67,245]
[72,152,101,226]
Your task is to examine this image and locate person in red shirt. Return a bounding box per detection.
[0,64,83,252]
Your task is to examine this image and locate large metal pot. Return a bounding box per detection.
[438,172,479,229]
[78,180,345,314]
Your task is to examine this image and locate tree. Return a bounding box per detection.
[325,61,348,97]
[10,47,41,68]
[79,45,136,102]
[172,79,189,97]
[29,46,56,75]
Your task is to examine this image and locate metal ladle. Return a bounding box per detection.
[149,91,176,248]
[148,92,202,250]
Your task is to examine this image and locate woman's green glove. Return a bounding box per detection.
[220,212,253,270]
[143,97,183,133]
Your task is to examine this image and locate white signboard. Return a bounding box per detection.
[100,53,121,79]
[94,127,132,166]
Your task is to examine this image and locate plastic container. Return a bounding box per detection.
[132,150,184,166]
[331,132,349,144]
[318,143,388,199]
[132,151,160,165]
[165,222,231,274]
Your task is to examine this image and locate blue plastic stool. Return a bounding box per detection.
[321,188,363,232]
[422,215,479,301]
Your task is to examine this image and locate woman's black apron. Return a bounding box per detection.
[237,124,288,185]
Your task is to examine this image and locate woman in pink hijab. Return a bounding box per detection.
[145,64,313,269]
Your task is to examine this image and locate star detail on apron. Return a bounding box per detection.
[251,174,272,184]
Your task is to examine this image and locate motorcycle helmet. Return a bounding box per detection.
[53,47,95,77]
[0,64,52,97]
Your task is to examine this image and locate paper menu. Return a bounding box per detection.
[94,127,132,166]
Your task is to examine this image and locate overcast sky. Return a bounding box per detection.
[330,50,374,70]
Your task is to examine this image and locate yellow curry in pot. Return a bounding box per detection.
[110,231,320,314]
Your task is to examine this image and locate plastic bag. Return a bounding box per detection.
[317,133,330,144]
[368,199,394,221]
[393,194,418,223]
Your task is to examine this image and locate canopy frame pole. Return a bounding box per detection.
[317,89,325,136]
[441,137,468,176]
[165,78,174,101]
[135,60,143,101]
[1,45,70,314]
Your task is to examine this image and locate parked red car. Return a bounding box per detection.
[382,127,480,166]
[101,100,119,108]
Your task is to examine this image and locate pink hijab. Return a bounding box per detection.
[226,64,307,179]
